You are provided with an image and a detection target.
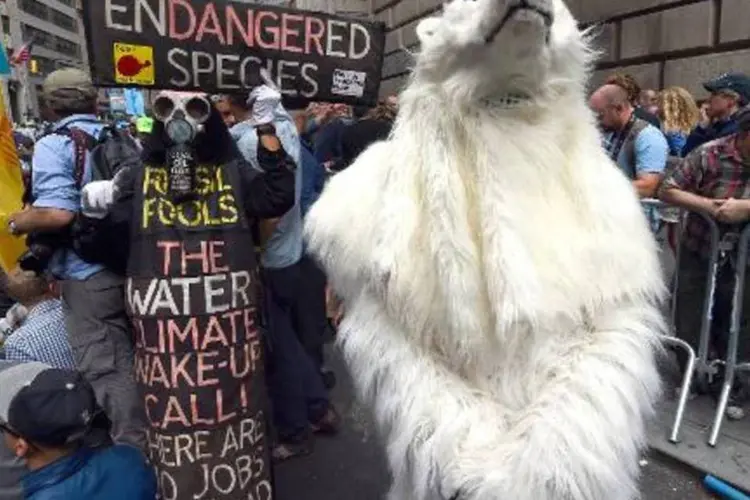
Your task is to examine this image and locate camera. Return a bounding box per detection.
[18,231,68,275]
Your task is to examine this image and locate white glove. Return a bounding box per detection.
[81,180,116,219]
[248,85,282,126]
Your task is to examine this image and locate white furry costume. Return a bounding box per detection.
[305,0,665,499]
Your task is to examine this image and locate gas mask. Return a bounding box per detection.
[152,92,212,202]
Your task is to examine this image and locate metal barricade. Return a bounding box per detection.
[642,198,749,446]
[641,199,699,443]
[708,223,750,446]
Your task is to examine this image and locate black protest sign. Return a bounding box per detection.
[128,162,273,499]
[83,0,386,107]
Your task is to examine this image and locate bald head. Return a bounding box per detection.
[590,84,634,132]
[591,84,630,108]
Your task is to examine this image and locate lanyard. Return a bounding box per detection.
[608,113,636,162]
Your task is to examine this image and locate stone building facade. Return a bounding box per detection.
[291,0,371,16]
[374,0,750,99]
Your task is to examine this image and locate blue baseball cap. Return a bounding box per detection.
[704,73,750,105]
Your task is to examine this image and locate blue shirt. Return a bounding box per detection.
[603,123,668,233]
[664,131,688,158]
[22,445,156,500]
[230,108,303,269]
[3,299,75,369]
[300,143,325,217]
[604,123,669,179]
[31,114,105,280]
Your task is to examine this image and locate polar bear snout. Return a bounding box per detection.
[484,0,554,44]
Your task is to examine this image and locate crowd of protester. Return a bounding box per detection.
[0,67,397,499]
[1,61,750,498]
[590,71,750,420]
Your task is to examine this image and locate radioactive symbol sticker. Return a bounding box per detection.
[113,43,154,86]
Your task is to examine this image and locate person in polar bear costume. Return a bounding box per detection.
[304,0,666,498]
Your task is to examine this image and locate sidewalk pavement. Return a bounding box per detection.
[274,350,715,499]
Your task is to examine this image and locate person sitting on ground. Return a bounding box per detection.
[0,268,74,368]
[0,362,156,499]
[683,73,750,155]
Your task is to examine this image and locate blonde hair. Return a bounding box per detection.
[658,86,700,135]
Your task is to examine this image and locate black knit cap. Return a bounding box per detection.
[0,363,96,447]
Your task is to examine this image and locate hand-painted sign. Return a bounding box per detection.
[114,43,155,85]
[84,0,386,107]
[128,163,273,499]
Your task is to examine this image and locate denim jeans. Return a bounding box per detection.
[263,262,329,442]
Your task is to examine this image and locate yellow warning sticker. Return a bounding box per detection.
[113,43,154,86]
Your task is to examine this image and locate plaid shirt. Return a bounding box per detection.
[3,299,76,369]
[660,135,750,258]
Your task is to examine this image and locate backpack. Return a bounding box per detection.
[61,125,142,275]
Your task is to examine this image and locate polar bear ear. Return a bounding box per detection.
[416,17,442,44]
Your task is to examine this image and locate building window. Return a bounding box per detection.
[18,0,78,34]
[18,0,47,19]
[51,10,77,32]
[22,24,80,58]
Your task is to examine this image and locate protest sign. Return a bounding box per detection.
[128,162,273,499]
[83,0,386,107]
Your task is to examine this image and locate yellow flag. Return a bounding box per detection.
[0,86,26,272]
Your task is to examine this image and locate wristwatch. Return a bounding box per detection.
[7,220,19,236]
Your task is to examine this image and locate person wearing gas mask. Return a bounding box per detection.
[225,86,340,461]
[5,69,145,450]
[81,88,296,500]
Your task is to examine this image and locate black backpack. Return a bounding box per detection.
[62,126,142,275]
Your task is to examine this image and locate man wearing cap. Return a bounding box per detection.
[0,362,156,499]
[683,73,750,156]
[660,106,750,416]
[5,69,145,449]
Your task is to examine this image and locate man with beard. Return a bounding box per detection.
[590,84,668,199]
[590,84,669,234]
[81,88,295,499]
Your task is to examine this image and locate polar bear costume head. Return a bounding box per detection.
[407,0,587,107]
[305,1,664,499]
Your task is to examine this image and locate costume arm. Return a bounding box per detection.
[343,297,662,500]
[239,131,296,219]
